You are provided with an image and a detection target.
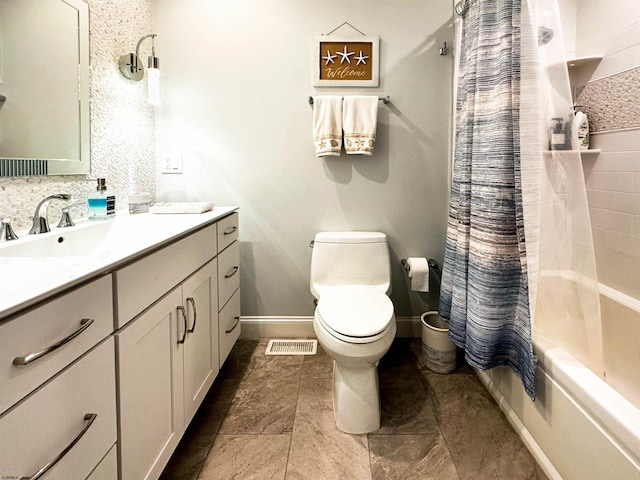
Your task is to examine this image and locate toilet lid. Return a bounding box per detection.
[317,286,394,339]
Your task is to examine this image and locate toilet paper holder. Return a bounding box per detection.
[401,258,441,286]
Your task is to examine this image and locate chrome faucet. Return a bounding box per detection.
[57,201,88,228]
[29,194,72,234]
[0,217,19,242]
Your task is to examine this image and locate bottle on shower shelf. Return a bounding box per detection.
[563,115,573,150]
[573,107,590,150]
[549,117,566,150]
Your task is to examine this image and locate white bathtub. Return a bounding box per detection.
[478,283,640,480]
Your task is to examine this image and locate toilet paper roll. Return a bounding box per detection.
[407,257,429,292]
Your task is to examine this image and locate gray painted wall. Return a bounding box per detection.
[154,0,454,317]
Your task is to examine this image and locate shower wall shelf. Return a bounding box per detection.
[543,149,601,156]
[567,55,603,102]
[566,55,603,69]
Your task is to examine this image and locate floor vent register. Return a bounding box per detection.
[265,339,318,356]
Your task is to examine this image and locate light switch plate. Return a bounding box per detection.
[161,154,183,174]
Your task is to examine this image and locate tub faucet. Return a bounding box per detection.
[29,193,72,234]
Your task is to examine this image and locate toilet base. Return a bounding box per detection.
[332,360,381,434]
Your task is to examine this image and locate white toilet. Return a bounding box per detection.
[310,231,396,434]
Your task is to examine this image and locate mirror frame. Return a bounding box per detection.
[0,0,90,177]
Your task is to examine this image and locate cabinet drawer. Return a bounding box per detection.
[217,212,239,253]
[0,338,117,480]
[0,275,113,415]
[218,240,240,309]
[219,289,240,367]
[116,224,217,328]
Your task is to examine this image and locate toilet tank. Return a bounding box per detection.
[310,231,391,299]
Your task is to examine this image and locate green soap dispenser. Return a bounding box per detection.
[88,178,115,220]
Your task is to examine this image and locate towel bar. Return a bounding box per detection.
[308,95,390,106]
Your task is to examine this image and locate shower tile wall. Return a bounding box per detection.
[572,0,640,300]
[584,131,640,298]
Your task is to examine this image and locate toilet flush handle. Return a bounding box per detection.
[309,240,314,248]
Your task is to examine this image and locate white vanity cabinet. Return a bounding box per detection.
[116,213,239,480]
[0,207,240,480]
[117,260,219,480]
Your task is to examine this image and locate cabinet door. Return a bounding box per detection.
[116,288,184,480]
[182,259,219,423]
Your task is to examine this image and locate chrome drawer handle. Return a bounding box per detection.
[177,306,187,344]
[21,413,97,480]
[225,316,240,334]
[223,225,237,235]
[13,318,94,366]
[186,297,197,333]
[224,266,239,279]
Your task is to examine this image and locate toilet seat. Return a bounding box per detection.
[316,286,394,344]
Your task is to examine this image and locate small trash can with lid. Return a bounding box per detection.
[421,311,456,374]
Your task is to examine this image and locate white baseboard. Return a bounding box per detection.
[240,317,315,338]
[396,316,423,337]
[239,316,422,338]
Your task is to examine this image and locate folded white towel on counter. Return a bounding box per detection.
[312,96,343,157]
[150,201,214,214]
[342,95,378,155]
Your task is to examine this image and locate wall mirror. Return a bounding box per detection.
[0,0,90,176]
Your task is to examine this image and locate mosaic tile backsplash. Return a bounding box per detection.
[0,0,155,231]
[578,67,640,133]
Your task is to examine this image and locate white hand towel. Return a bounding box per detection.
[342,95,378,155]
[313,96,343,157]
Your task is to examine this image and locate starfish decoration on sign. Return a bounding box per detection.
[322,50,337,65]
[355,51,368,65]
[336,45,355,64]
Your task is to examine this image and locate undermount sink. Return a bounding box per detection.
[0,219,116,257]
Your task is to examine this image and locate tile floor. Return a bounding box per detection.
[160,337,548,480]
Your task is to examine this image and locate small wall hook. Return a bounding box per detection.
[439,42,449,56]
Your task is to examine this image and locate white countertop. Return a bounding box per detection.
[0,206,238,320]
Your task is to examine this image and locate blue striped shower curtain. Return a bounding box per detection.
[438,0,536,399]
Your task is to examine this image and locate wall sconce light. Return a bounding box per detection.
[119,33,160,105]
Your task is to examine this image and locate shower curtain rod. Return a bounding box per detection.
[455,0,469,16]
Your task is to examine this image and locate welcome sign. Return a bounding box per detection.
[313,36,379,87]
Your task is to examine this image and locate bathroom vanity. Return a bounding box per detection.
[0,207,240,480]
